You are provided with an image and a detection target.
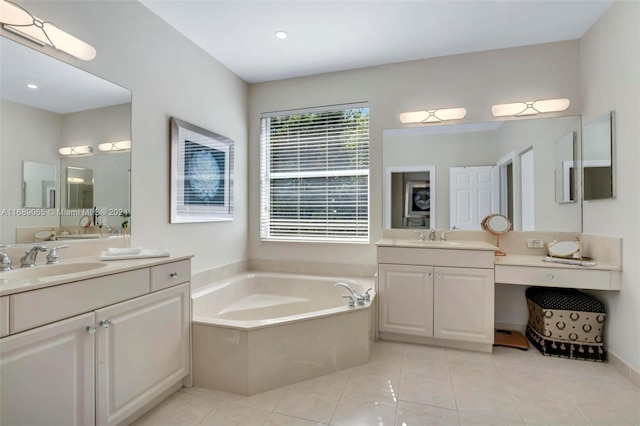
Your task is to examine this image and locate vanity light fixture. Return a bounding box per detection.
[98,140,131,152]
[399,107,467,124]
[67,177,85,184]
[491,98,570,117]
[26,83,38,89]
[274,30,288,39]
[0,0,97,61]
[58,145,93,156]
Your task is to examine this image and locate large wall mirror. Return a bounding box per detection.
[383,115,582,232]
[582,111,614,200]
[0,36,132,245]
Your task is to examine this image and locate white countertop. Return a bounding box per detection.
[494,254,620,271]
[0,254,193,297]
[376,238,498,251]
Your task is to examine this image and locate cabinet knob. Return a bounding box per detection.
[100,319,112,329]
[548,274,556,281]
[86,325,97,334]
[170,272,179,278]
[428,272,433,277]
[435,273,441,278]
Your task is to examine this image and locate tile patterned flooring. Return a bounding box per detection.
[133,341,640,426]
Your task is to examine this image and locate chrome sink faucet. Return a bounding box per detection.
[415,231,426,241]
[0,252,12,271]
[440,231,451,241]
[46,245,69,264]
[20,245,48,268]
[335,282,365,305]
[429,229,436,241]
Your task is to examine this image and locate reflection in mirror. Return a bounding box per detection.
[22,161,57,208]
[383,116,582,232]
[0,36,132,245]
[583,111,614,200]
[554,132,577,203]
[66,167,94,209]
[384,166,435,229]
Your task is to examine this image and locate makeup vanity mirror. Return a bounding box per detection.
[582,111,614,200]
[383,115,582,232]
[0,36,132,244]
[482,213,511,256]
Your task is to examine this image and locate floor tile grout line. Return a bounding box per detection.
[325,388,345,426]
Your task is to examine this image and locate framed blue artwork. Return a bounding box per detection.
[170,117,234,223]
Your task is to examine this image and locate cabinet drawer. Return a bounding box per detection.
[0,296,8,337]
[150,259,190,291]
[495,265,613,290]
[10,268,149,334]
[379,247,494,268]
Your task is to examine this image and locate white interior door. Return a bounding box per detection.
[450,166,499,230]
[520,149,535,231]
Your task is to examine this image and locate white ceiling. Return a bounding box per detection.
[0,37,130,114]
[140,0,613,83]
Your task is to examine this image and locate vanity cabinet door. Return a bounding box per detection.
[433,267,494,344]
[378,264,434,337]
[95,283,190,426]
[0,312,95,426]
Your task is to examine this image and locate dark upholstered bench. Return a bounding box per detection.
[526,286,606,362]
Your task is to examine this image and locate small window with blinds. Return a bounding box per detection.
[260,103,369,242]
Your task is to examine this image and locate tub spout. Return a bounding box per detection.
[335,282,365,305]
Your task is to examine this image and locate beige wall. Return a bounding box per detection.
[0,100,61,242]
[579,0,640,372]
[249,40,581,265]
[2,1,249,272]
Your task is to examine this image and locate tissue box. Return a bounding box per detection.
[526,286,606,362]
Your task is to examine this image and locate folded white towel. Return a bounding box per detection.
[542,256,596,267]
[100,247,170,261]
[106,247,142,255]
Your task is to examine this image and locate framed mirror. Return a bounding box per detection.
[0,36,132,244]
[582,111,614,200]
[383,115,582,232]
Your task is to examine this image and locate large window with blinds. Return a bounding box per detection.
[260,103,369,242]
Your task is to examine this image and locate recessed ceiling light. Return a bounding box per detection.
[275,30,288,39]
[26,83,38,89]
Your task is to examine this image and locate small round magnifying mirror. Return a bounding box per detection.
[481,214,511,256]
[79,215,92,229]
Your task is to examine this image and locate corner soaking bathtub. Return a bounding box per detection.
[191,272,375,395]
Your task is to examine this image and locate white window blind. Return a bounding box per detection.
[260,103,370,242]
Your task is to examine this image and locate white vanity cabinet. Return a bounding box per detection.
[0,296,8,337]
[377,243,495,351]
[0,257,191,426]
[96,283,190,426]
[378,264,434,336]
[0,312,96,426]
[433,267,494,343]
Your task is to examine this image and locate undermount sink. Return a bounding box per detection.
[405,240,461,247]
[0,262,107,281]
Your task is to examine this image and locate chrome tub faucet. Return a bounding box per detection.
[335,282,372,306]
[335,282,365,305]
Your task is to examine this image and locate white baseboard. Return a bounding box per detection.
[608,350,640,388]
